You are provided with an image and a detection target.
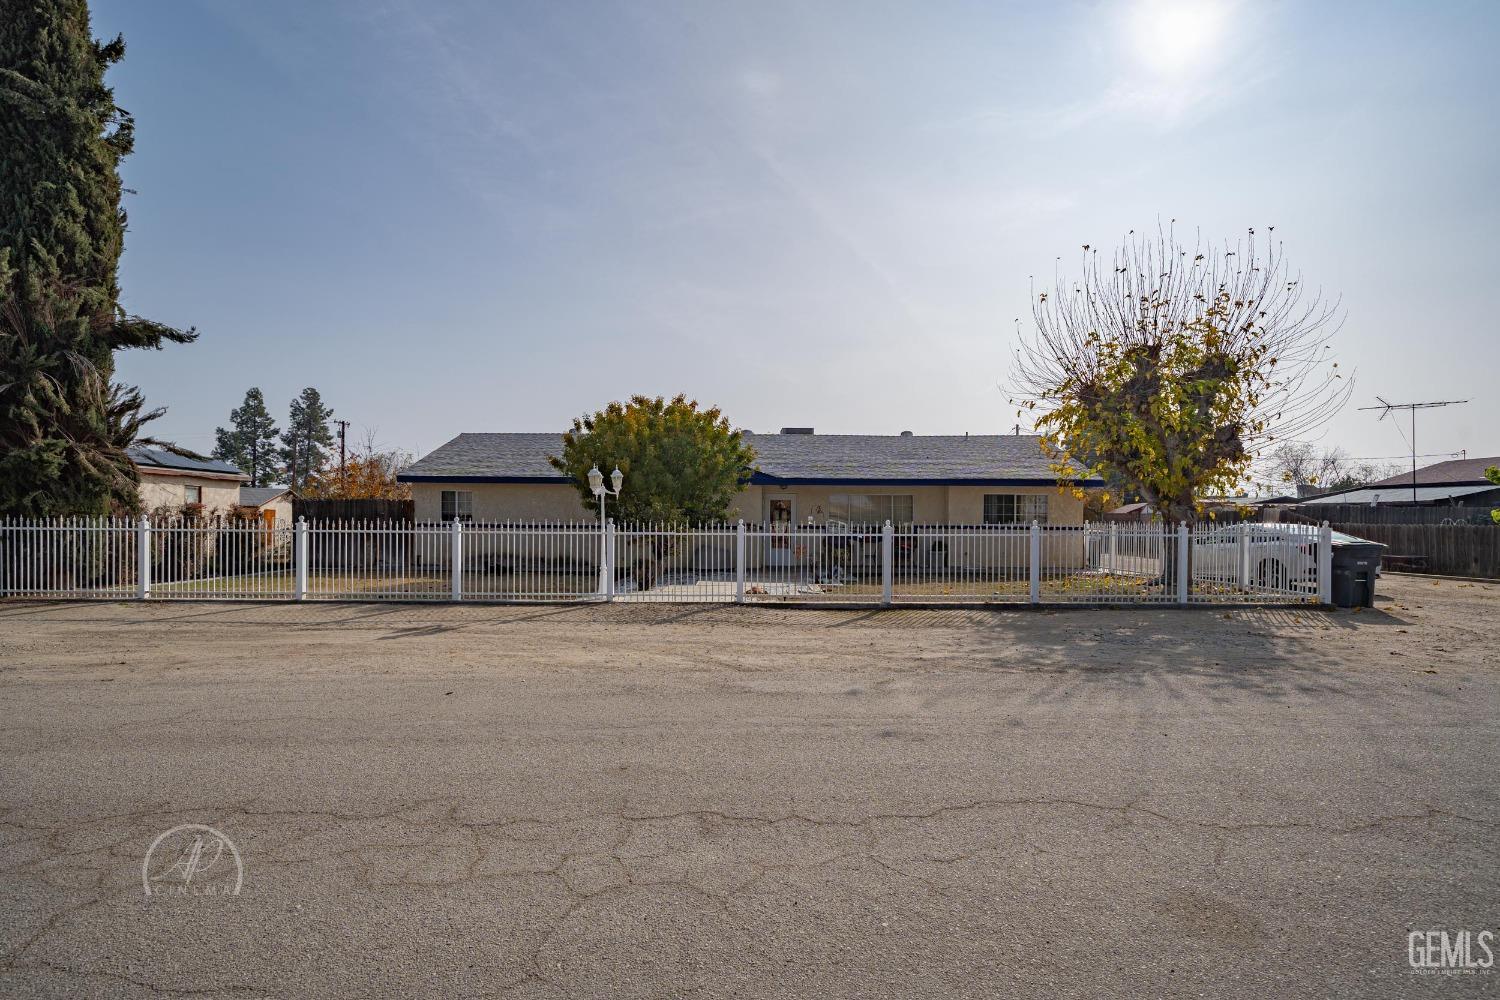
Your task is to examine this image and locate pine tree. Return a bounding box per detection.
[0,1,196,516]
[279,388,335,491]
[213,388,280,487]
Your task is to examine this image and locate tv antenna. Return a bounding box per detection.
[1356,397,1468,503]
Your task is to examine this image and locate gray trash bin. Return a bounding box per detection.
[1329,539,1385,608]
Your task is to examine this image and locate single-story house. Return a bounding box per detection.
[397,428,1099,526]
[1295,455,1500,507]
[397,428,1100,573]
[130,446,247,515]
[238,486,296,524]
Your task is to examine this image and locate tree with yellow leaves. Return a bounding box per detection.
[1011,226,1350,523]
[301,449,413,500]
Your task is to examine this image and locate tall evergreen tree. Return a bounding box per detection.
[214,388,280,487]
[279,388,335,491]
[0,1,196,516]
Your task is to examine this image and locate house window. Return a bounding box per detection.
[828,494,914,527]
[983,494,1048,524]
[440,490,473,522]
[183,485,202,505]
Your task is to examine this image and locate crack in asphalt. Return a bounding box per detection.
[2,793,1488,995]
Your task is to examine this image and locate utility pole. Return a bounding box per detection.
[335,419,350,496]
[1357,398,1468,503]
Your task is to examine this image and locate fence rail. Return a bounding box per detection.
[0,517,1331,606]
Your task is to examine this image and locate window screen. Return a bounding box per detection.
[440,490,473,522]
[828,494,914,526]
[982,494,1048,524]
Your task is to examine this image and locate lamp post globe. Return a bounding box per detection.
[611,467,624,494]
[587,465,604,495]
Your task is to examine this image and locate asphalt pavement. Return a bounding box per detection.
[1,576,1496,998]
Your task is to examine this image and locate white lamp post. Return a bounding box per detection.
[589,465,624,594]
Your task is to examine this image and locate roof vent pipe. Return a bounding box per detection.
[900,430,913,437]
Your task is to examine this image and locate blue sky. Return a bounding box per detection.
[99,0,1497,467]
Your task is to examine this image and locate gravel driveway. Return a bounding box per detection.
[1,575,1496,998]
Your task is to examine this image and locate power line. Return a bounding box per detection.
[1341,450,1466,462]
[1356,397,1469,503]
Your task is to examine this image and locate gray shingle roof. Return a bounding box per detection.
[1296,483,1499,506]
[128,446,245,479]
[1363,456,1500,488]
[399,432,1097,485]
[239,486,292,507]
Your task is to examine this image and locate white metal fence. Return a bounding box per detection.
[0,517,1332,606]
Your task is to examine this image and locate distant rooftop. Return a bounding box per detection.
[128,446,245,480]
[1296,483,1498,506]
[240,486,293,506]
[1362,456,1499,488]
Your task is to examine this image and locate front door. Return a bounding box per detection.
[766,495,797,567]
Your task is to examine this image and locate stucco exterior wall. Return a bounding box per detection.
[138,472,244,515]
[943,485,1083,525]
[410,481,1086,527]
[258,498,294,524]
[407,480,1088,572]
[750,485,948,525]
[412,483,591,523]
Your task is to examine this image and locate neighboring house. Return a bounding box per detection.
[1106,496,1289,524]
[238,486,296,525]
[1296,455,1500,507]
[397,428,1100,526]
[1104,502,1155,523]
[130,446,247,514]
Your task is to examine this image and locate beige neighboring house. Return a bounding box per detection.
[397,428,1099,527]
[130,446,247,514]
[238,486,296,525]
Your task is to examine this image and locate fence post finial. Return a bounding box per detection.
[606,519,617,602]
[735,519,746,604]
[137,514,151,600]
[294,516,309,601]
[450,516,463,602]
[881,520,894,606]
[1176,522,1190,606]
[1028,519,1041,605]
[1318,520,1333,606]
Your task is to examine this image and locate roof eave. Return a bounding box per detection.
[397,474,571,484]
[750,474,1100,487]
[137,465,248,482]
[397,472,1101,487]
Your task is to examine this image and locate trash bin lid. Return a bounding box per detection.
[1330,530,1386,548]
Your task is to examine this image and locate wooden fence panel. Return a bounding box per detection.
[1327,522,1500,578]
[1296,503,1498,525]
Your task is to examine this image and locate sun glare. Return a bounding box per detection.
[1129,0,1229,76]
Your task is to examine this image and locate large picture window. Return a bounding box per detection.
[440,489,473,522]
[983,494,1048,525]
[828,494,914,527]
